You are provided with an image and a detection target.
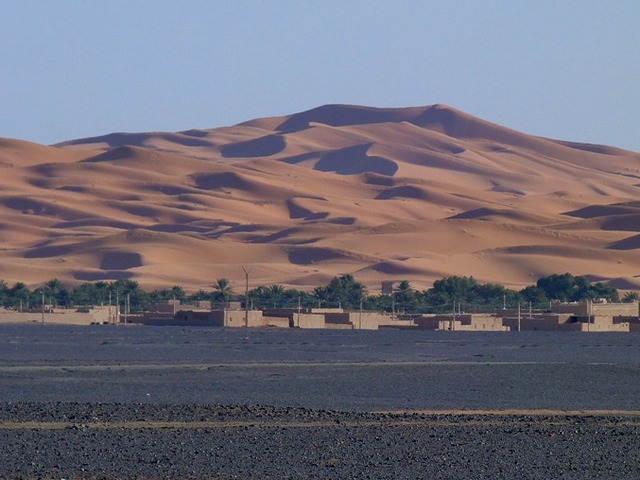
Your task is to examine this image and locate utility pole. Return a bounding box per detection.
[124,294,130,325]
[242,266,253,336]
[41,290,45,325]
[451,301,456,331]
[517,302,521,332]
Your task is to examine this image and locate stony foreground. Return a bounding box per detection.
[1,402,639,479]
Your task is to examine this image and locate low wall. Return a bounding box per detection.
[0,307,111,325]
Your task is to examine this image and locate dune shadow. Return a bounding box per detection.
[447,207,497,220]
[607,235,640,250]
[148,224,211,234]
[376,186,427,200]
[24,244,76,259]
[221,135,286,158]
[100,252,143,270]
[250,227,299,244]
[369,261,425,275]
[280,152,320,165]
[288,247,349,265]
[147,184,195,196]
[179,129,210,138]
[364,174,396,187]
[193,172,248,190]
[600,214,640,232]
[82,146,140,163]
[326,217,356,225]
[315,145,398,176]
[275,104,419,134]
[74,271,134,282]
[52,218,138,230]
[286,199,329,220]
[3,197,49,215]
[565,204,640,219]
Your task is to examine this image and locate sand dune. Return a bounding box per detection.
[0,104,639,293]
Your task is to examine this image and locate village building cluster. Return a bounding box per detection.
[3,299,637,332]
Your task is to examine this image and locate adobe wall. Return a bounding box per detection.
[502,314,573,331]
[351,312,396,330]
[324,313,353,326]
[413,316,441,330]
[0,307,111,325]
[223,310,265,328]
[569,322,630,332]
[262,316,290,328]
[462,317,509,331]
[141,310,224,327]
[551,301,638,317]
[292,314,326,329]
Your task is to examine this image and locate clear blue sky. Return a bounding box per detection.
[2,1,639,151]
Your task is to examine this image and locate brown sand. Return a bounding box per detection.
[1,104,639,292]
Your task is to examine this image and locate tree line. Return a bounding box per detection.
[0,272,635,314]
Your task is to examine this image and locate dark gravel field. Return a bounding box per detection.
[1,325,640,478]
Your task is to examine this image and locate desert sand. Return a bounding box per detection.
[1,104,639,292]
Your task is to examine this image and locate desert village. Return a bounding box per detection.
[1,297,639,332]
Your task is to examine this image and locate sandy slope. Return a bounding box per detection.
[1,104,639,293]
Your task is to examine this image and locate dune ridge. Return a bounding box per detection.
[0,104,639,292]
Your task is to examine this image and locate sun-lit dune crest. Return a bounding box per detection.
[0,137,86,166]
[81,145,211,174]
[445,207,553,225]
[57,130,216,150]
[269,104,431,133]
[1,103,639,291]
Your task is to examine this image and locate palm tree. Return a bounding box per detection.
[45,278,62,307]
[393,280,415,312]
[212,278,234,306]
[267,284,285,308]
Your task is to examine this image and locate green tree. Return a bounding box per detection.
[536,273,619,303]
[424,276,478,312]
[519,285,549,308]
[212,278,234,306]
[314,275,366,309]
[393,281,421,313]
[108,279,149,312]
[43,278,71,307]
[9,282,32,309]
[536,273,576,302]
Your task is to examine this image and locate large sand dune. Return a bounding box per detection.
[1,104,639,292]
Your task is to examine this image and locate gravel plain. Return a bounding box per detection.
[1,403,640,479]
[1,325,639,478]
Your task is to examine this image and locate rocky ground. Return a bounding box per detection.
[1,402,639,479]
[2,327,640,478]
